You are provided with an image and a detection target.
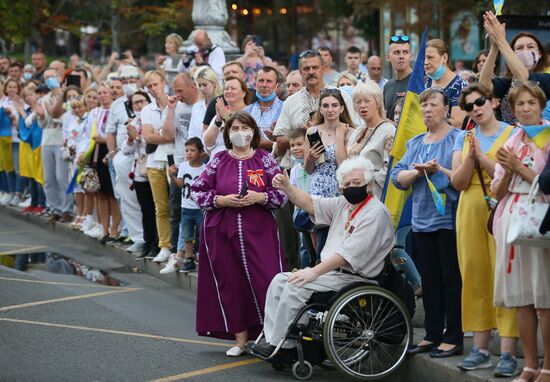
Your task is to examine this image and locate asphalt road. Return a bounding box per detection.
[0,212,386,382]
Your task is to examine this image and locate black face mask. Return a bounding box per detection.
[342,185,369,205]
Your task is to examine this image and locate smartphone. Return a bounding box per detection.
[252,36,263,46]
[124,100,135,119]
[239,181,248,199]
[167,154,175,167]
[307,128,325,152]
[66,74,81,88]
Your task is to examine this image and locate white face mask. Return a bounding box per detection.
[123,83,137,97]
[229,131,253,148]
[516,50,540,70]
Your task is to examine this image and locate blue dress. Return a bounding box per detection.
[309,144,339,198]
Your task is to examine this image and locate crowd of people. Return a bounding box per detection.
[0,12,549,381]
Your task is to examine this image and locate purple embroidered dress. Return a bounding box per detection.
[191,149,287,340]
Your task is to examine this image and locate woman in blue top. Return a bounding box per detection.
[391,88,463,358]
[424,39,468,128]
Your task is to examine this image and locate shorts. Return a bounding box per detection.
[177,208,203,252]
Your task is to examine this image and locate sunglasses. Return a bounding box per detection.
[389,35,410,44]
[463,96,487,112]
[320,88,341,96]
[511,79,540,88]
[299,49,321,59]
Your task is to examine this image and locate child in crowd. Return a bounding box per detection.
[288,128,315,268]
[161,137,206,274]
[393,97,405,123]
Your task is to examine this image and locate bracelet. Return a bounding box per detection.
[214,119,223,128]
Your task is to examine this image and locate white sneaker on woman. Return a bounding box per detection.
[153,248,171,263]
[225,346,245,357]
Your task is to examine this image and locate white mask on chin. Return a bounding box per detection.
[229,131,253,148]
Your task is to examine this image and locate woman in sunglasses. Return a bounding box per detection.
[490,83,550,382]
[451,84,518,376]
[424,39,468,128]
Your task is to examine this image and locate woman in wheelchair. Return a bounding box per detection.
[247,156,413,380]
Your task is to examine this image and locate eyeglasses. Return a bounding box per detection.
[132,99,149,106]
[320,88,341,96]
[463,96,487,112]
[299,49,321,59]
[389,35,410,44]
[511,79,540,88]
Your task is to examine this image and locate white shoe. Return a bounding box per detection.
[85,224,104,239]
[152,248,171,263]
[18,197,31,208]
[226,346,245,357]
[9,195,23,206]
[0,193,12,205]
[80,217,96,232]
[160,255,181,274]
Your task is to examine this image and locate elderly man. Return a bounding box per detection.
[244,66,284,150]
[104,65,145,253]
[285,70,303,98]
[383,36,413,119]
[367,56,388,89]
[248,156,395,354]
[178,29,226,79]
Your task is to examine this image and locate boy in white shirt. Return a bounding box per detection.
[288,128,315,269]
[161,137,205,273]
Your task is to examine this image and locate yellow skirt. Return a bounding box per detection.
[456,182,518,337]
[0,137,14,172]
[19,142,34,179]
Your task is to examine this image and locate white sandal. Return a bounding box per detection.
[226,346,245,357]
[535,369,550,382]
[512,367,541,382]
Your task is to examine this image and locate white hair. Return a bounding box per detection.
[336,156,375,187]
[352,80,386,119]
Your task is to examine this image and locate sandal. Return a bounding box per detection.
[513,367,540,382]
[535,369,550,382]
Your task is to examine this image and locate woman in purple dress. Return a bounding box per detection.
[191,111,287,356]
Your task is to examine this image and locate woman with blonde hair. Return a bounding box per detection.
[189,66,222,138]
[347,80,395,198]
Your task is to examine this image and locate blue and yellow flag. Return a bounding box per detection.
[382,27,429,228]
[493,0,505,15]
[17,116,44,184]
[0,108,14,172]
[522,124,550,149]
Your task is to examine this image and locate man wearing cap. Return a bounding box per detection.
[105,65,145,253]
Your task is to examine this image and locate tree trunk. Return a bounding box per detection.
[111,1,121,53]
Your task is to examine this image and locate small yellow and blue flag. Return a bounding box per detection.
[521,124,550,149]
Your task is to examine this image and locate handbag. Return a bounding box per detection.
[60,146,73,161]
[80,167,100,192]
[506,175,550,247]
[475,161,498,235]
[293,208,314,232]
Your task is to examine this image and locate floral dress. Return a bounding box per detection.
[308,144,339,198]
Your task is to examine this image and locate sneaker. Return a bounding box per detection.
[9,195,23,206]
[85,224,104,239]
[458,347,492,370]
[18,197,31,208]
[32,206,45,215]
[145,248,159,259]
[80,217,96,232]
[160,255,182,274]
[0,193,12,205]
[20,206,35,215]
[152,248,171,263]
[126,242,145,253]
[180,258,196,273]
[493,352,519,377]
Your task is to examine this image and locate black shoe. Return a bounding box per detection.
[407,342,439,355]
[429,345,463,358]
[134,251,147,261]
[145,248,159,259]
[247,342,276,358]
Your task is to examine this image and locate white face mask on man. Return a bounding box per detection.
[123,83,137,97]
[229,131,253,148]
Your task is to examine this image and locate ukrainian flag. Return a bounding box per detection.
[382,27,429,228]
[17,116,44,184]
[0,108,14,173]
[522,124,550,149]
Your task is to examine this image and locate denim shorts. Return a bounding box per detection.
[177,208,203,251]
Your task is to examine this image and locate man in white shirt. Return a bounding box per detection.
[162,73,201,256]
[105,65,145,253]
[141,70,176,262]
[177,29,226,80]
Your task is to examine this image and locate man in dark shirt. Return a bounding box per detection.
[31,51,47,83]
[383,36,413,120]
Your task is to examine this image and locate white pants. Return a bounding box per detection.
[263,271,365,348]
[113,152,144,243]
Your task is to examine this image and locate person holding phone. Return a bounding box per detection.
[191,111,287,357]
[304,88,354,257]
[237,35,273,90]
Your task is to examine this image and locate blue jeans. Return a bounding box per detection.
[12,142,25,194]
[393,225,422,291]
[29,178,46,207]
[299,231,316,269]
[315,227,329,257]
[177,208,203,252]
[0,171,7,192]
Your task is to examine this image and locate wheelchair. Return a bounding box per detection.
[248,255,414,381]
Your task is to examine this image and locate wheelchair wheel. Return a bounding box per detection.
[323,286,412,380]
[292,360,313,380]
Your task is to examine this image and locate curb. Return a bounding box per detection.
[1,205,199,293]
